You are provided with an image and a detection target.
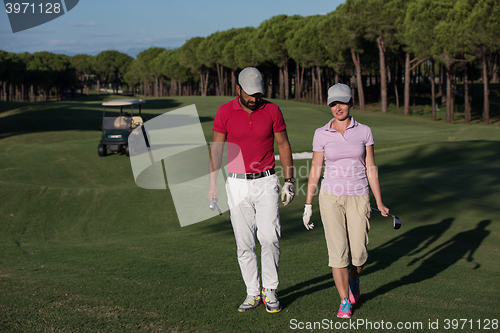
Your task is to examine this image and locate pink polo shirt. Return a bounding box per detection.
[213,97,286,173]
[312,117,374,196]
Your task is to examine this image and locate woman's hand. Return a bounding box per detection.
[303,204,314,230]
[377,203,390,217]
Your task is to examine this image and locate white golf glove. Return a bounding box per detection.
[303,204,314,230]
[281,182,295,206]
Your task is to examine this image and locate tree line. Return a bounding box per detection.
[0,50,133,102]
[1,0,498,124]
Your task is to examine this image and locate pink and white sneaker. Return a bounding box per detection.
[337,297,352,318]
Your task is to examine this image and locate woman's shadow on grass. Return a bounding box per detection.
[362,217,455,277]
[279,218,455,308]
[357,219,491,308]
[279,218,491,309]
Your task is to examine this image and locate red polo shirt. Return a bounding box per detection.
[213,97,286,173]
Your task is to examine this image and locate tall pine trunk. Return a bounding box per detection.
[482,54,490,125]
[300,66,305,101]
[279,68,285,100]
[377,36,387,113]
[311,67,317,104]
[231,69,236,96]
[441,65,446,106]
[404,53,411,115]
[154,77,159,97]
[170,78,177,96]
[350,48,365,110]
[464,64,471,124]
[216,63,223,96]
[265,73,273,99]
[295,63,302,102]
[412,68,416,107]
[284,58,289,100]
[200,71,209,96]
[223,69,228,96]
[431,59,436,121]
[491,53,498,82]
[445,60,455,124]
[317,66,323,105]
[199,72,204,96]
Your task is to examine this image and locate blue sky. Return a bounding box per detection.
[0,0,345,57]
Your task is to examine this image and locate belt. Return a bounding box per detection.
[228,168,275,180]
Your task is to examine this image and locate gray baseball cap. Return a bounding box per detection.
[327,83,352,105]
[238,67,264,95]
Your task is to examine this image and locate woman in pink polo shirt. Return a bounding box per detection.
[302,83,389,319]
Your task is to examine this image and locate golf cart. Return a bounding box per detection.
[98,99,145,157]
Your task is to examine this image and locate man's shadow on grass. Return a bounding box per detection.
[279,273,334,308]
[357,219,491,308]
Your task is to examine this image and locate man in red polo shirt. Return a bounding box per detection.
[208,67,294,313]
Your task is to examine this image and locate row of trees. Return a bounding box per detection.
[0,51,77,102]
[0,50,133,102]
[1,0,499,124]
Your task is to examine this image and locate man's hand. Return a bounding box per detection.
[208,185,218,201]
[303,204,314,230]
[281,182,295,206]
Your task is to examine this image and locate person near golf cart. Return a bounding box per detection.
[302,83,389,319]
[98,99,145,157]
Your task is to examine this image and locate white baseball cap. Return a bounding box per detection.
[238,67,264,95]
[327,83,352,105]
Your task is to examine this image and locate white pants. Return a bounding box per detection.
[226,174,281,296]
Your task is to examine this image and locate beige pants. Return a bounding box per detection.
[319,190,371,268]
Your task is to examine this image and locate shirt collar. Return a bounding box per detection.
[323,117,357,132]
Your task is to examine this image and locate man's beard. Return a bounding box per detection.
[240,96,259,111]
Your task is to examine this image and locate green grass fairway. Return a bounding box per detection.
[1,96,499,332]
